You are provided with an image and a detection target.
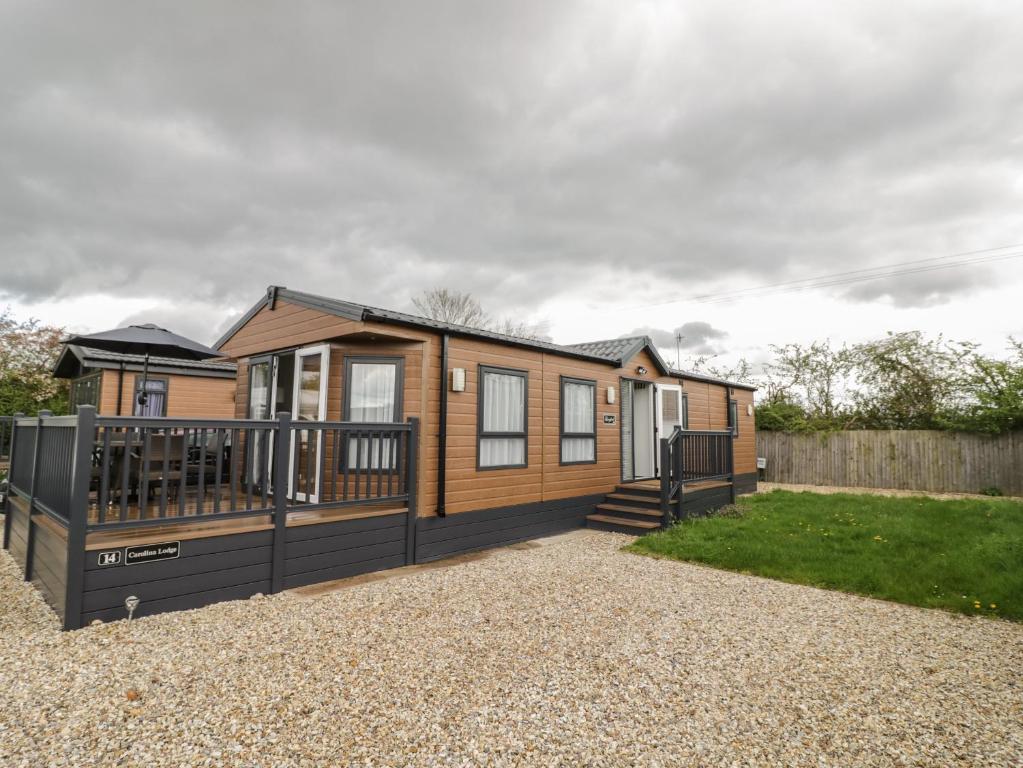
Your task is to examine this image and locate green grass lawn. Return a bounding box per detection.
[628,490,1023,621]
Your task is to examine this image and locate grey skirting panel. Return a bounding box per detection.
[733,471,759,496]
[6,494,30,566]
[283,512,407,590]
[31,518,67,616]
[680,485,734,517]
[5,493,69,619]
[415,494,604,562]
[80,530,274,626]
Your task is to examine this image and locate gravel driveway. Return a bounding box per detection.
[1,530,1020,767]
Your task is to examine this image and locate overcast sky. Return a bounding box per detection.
[2,1,1022,372]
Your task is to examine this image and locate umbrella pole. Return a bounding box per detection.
[138,350,150,412]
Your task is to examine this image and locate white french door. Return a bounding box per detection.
[654,384,684,477]
[290,345,330,503]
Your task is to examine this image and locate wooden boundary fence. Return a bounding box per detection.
[757,430,1023,497]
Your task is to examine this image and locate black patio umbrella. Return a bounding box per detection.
[62,324,223,409]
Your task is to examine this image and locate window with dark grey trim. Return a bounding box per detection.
[478,365,527,469]
[343,356,404,470]
[560,376,596,464]
[681,392,689,430]
[70,372,101,412]
[728,399,738,438]
[133,376,168,417]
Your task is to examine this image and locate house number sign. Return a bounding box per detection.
[97,541,180,567]
[603,414,616,425]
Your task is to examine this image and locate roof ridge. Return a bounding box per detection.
[280,287,613,356]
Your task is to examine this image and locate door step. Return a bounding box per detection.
[594,502,662,519]
[606,493,675,507]
[586,514,660,535]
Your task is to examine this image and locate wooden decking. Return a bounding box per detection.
[82,503,407,550]
[22,489,407,549]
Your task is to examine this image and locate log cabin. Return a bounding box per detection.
[216,286,757,557]
[53,344,237,419]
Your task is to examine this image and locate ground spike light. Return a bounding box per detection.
[125,596,140,621]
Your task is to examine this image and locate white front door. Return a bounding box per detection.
[654,384,684,476]
[290,345,330,503]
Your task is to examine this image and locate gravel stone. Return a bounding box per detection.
[0,530,1020,766]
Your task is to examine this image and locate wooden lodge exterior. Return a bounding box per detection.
[3,286,755,630]
[53,344,237,419]
[217,287,757,557]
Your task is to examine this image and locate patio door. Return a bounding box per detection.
[654,384,684,477]
[248,357,274,492]
[290,345,330,503]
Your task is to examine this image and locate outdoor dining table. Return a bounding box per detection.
[94,432,145,502]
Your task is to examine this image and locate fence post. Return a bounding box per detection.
[727,433,736,505]
[659,437,671,528]
[674,433,684,521]
[405,418,419,565]
[63,406,95,631]
[270,412,292,594]
[2,412,24,550]
[23,410,51,581]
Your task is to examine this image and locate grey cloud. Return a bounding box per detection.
[621,321,729,356]
[1,1,1022,322]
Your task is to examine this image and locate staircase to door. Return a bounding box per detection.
[586,480,672,534]
[586,429,736,534]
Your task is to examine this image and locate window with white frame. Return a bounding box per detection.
[478,366,527,469]
[560,377,596,464]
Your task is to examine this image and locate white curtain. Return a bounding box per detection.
[347,363,398,469]
[561,381,595,462]
[349,363,397,421]
[480,371,525,467]
[134,379,167,417]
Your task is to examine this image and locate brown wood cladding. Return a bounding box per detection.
[226,298,755,518]
[218,301,364,359]
[99,370,235,418]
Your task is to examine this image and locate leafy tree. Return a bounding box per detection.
[755,399,812,432]
[0,308,69,415]
[850,332,975,430]
[763,340,855,423]
[952,338,1023,434]
[679,353,756,385]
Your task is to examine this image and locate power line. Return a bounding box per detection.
[616,243,1023,311]
[693,250,1023,306]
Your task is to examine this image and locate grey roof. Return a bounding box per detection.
[565,336,648,361]
[54,344,236,379]
[216,286,755,390]
[77,346,236,371]
[218,287,623,365]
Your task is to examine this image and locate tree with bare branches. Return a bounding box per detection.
[411,289,550,341]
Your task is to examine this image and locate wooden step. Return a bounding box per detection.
[586,514,660,534]
[614,486,660,499]
[606,493,675,506]
[595,502,662,518]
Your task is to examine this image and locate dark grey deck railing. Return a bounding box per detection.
[2,406,420,628]
[85,413,417,530]
[659,429,735,526]
[0,415,13,464]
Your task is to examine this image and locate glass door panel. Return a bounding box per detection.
[291,346,329,503]
[248,359,272,490]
